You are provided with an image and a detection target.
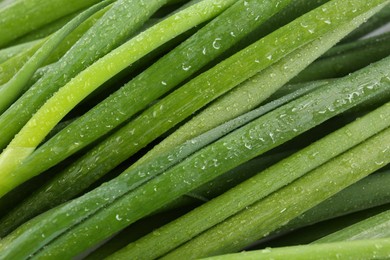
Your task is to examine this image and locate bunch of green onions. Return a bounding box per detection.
[0,0,389,259]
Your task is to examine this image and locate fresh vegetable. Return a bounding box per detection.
[108,99,390,259]
[0,0,389,258]
[199,239,390,260]
[0,79,323,236]
[315,208,390,243]
[163,127,389,259]
[292,31,390,82]
[95,170,390,256]
[0,0,103,47]
[2,44,388,260]
[0,40,40,64]
[341,3,390,42]
[0,0,293,209]
[0,0,167,150]
[0,0,114,114]
[287,170,390,230]
[0,0,237,197]
[0,4,112,86]
[1,0,379,220]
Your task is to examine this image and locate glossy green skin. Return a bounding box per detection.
[165,128,390,259]
[200,239,390,260]
[109,93,390,259]
[0,0,114,114]
[10,49,390,260]
[0,0,292,229]
[0,0,167,149]
[222,0,330,57]
[86,154,290,259]
[102,172,390,260]
[0,68,322,239]
[183,81,328,199]
[342,3,390,43]
[1,0,389,258]
[141,15,356,177]
[248,172,390,248]
[0,41,43,86]
[0,5,111,86]
[10,0,291,186]
[316,207,390,243]
[0,0,102,47]
[0,40,39,64]
[293,32,390,83]
[287,170,390,230]
[4,0,374,231]
[323,32,390,58]
[0,0,238,198]
[8,11,81,46]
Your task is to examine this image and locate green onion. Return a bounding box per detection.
[6,46,388,260]
[0,0,167,150]
[315,208,390,243]
[0,0,114,114]
[0,0,103,47]
[0,4,112,86]
[144,23,355,164]
[8,0,378,207]
[0,0,374,235]
[164,127,389,259]
[0,0,236,197]
[0,0,389,258]
[0,40,40,64]
[0,40,44,86]
[249,172,390,247]
[0,78,322,237]
[108,100,390,260]
[200,239,390,260]
[292,32,390,83]
[7,11,81,46]
[287,170,390,230]
[0,0,293,201]
[342,3,390,43]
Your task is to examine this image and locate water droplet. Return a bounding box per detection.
[375,161,384,166]
[212,38,222,49]
[212,158,220,167]
[309,151,319,159]
[182,64,191,71]
[269,132,276,143]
